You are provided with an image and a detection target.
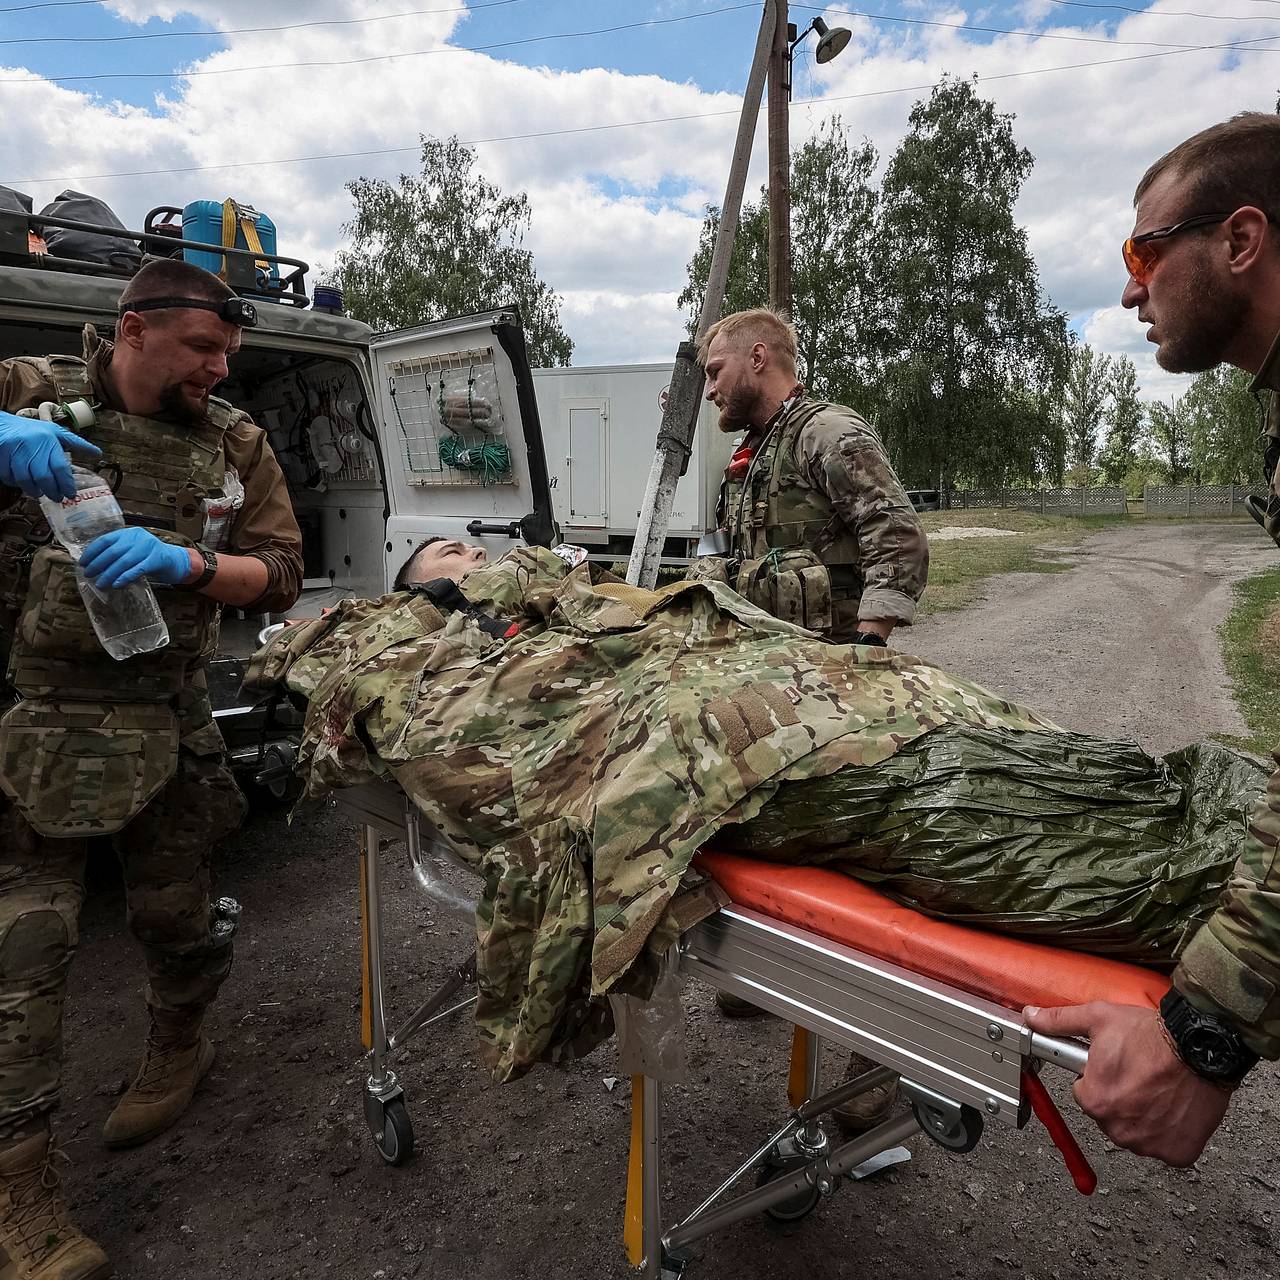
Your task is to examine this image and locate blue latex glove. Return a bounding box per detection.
[80,528,195,590]
[0,409,101,502]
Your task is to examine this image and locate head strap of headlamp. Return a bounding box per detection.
[119,296,258,328]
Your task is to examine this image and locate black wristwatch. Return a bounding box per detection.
[181,544,218,591]
[1159,988,1259,1088]
[853,631,888,648]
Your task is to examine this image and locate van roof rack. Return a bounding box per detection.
[0,204,311,308]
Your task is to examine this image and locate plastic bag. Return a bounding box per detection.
[201,469,245,551]
[610,946,688,1084]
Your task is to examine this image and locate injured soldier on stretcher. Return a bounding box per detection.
[245,541,1273,1139]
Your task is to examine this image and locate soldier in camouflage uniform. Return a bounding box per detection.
[1027,111,1280,1168]
[691,308,928,1129]
[0,260,301,1278]
[691,307,927,647]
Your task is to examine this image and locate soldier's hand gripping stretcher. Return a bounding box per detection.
[244,540,1274,1171]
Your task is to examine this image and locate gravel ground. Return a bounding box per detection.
[59,520,1279,1280]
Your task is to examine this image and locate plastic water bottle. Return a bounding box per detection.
[40,465,169,660]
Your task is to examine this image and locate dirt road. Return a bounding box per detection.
[61,520,1279,1280]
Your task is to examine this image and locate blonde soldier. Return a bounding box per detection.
[0,260,301,1278]
[1027,112,1280,1166]
[691,308,927,1134]
[692,308,927,646]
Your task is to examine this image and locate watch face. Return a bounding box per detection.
[1182,1024,1239,1079]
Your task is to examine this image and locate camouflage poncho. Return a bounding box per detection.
[270,548,1053,1079]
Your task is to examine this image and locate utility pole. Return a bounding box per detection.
[766,0,791,317]
[625,3,776,589]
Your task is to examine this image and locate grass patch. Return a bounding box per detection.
[916,510,1123,615]
[1219,565,1280,756]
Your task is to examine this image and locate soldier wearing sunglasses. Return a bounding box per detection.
[1027,111,1280,1168]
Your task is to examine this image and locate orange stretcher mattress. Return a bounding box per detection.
[694,850,1168,1014]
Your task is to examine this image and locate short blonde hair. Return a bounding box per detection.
[697,307,798,373]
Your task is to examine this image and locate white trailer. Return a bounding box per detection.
[533,362,735,558]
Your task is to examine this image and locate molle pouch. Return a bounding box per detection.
[737,550,833,633]
[14,545,101,662]
[0,699,179,836]
[156,588,220,664]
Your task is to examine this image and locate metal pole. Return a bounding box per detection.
[626,2,776,589]
[767,0,792,316]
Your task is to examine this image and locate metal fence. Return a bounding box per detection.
[1142,484,1268,516]
[943,486,1128,515]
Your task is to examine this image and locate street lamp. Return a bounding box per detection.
[768,5,853,315]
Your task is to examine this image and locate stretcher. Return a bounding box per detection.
[336,777,1169,1277]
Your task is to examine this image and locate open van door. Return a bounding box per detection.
[370,308,557,587]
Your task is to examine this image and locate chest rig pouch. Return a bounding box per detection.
[723,401,861,635]
[0,351,238,837]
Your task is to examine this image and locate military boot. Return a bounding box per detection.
[101,1009,215,1149]
[831,1051,900,1138]
[0,1130,111,1280]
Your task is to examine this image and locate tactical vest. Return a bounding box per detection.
[718,398,865,637]
[0,351,243,837]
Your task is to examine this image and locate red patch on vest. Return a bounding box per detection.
[727,443,755,481]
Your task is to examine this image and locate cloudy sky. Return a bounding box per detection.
[1,0,1276,401]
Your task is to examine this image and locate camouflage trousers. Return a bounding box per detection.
[0,745,246,1140]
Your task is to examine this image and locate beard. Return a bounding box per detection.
[716,375,763,434]
[1152,260,1249,374]
[159,381,210,425]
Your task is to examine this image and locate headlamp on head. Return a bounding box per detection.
[119,296,258,328]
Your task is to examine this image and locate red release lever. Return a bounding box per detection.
[1020,1067,1098,1196]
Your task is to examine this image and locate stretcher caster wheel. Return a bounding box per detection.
[371,1097,414,1166]
[755,1152,822,1222]
[913,1099,983,1153]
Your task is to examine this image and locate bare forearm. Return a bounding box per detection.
[183,547,271,608]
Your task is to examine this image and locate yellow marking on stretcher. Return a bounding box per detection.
[788,1026,811,1110]
[359,839,373,1051]
[623,1074,646,1267]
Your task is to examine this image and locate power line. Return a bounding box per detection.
[0,4,764,82]
[790,5,1277,49]
[1030,0,1280,20]
[0,0,531,47]
[6,30,1278,187]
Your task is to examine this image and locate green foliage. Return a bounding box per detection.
[678,118,880,406]
[870,77,1070,490]
[1062,342,1112,470]
[1218,565,1280,756]
[1184,366,1265,485]
[1147,397,1191,483]
[335,135,573,367]
[1097,356,1144,485]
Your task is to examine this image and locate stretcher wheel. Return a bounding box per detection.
[912,1099,984,1153]
[755,1152,822,1222]
[373,1097,415,1166]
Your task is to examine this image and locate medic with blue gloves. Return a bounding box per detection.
[0,259,303,1279]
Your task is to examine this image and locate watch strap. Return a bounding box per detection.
[182,544,218,591]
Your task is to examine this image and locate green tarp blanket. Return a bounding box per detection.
[252,548,1265,1079]
[719,726,1264,964]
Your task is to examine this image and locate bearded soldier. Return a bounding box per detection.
[690,307,928,1136]
[692,307,927,646]
[0,259,302,1278]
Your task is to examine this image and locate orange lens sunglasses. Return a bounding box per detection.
[1121,211,1231,285]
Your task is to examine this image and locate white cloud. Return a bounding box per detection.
[1,1,1273,377]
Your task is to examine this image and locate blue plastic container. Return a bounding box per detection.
[181,200,280,291]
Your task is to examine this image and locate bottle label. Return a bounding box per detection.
[59,485,113,508]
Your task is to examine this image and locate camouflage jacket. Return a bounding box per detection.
[1177,326,1280,1056]
[262,548,1052,1080]
[693,397,928,641]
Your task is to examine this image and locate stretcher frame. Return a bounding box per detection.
[337,778,1094,1276]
